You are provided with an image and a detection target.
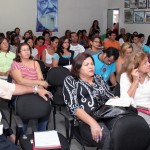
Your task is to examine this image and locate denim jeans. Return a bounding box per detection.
[22,116,49,134]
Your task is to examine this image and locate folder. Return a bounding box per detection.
[33,130,61,149]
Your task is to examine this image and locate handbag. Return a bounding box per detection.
[91,105,138,120]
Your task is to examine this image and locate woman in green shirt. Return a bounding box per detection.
[0,38,15,77]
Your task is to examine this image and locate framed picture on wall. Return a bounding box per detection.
[125,0,130,8]
[134,11,145,23]
[148,0,150,8]
[130,0,138,8]
[124,9,134,23]
[138,0,147,9]
[145,11,150,23]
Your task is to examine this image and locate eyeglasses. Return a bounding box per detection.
[21,49,30,52]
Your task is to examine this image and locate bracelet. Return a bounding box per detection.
[33,85,39,94]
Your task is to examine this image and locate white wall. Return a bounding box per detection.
[0,0,108,37]
[108,0,150,40]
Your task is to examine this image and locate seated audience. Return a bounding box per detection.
[20,31,30,43]
[0,38,15,77]
[82,29,89,48]
[132,35,143,52]
[10,34,20,54]
[120,52,150,123]
[24,37,38,59]
[28,29,36,42]
[117,28,126,41]
[100,28,111,42]
[144,35,150,59]
[89,20,100,38]
[69,32,85,56]
[92,47,119,86]
[103,31,120,50]
[10,43,49,135]
[116,43,133,82]
[34,36,46,59]
[138,33,145,48]
[42,30,51,49]
[14,27,22,41]
[42,36,59,69]
[63,52,114,149]
[52,37,75,67]
[86,36,102,55]
[77,30,83,46]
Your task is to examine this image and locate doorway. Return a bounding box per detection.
[107,9,119,31]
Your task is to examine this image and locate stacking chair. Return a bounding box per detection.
[14,93,51,149]
[46,67,70,129]
[36,59,47,79]
[110,114,150,150]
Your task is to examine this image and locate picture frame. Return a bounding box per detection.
[124,9,134,23]
[130,0,138,8]
[125,0,130,8]
[148,0,150,8]
[145,11,150,23]
[138,0,147,9]
[134,11,145,23]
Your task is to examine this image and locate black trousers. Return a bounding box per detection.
[79,121,111,150]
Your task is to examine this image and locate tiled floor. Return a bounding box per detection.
[0,100,96,150]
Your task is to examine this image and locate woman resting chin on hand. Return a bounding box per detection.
[120,51,150,123]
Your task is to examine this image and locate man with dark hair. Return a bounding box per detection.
[103,31,120,50]
[69,32,85,56]
[138,33,145,47]
[92,47,119,86]
[132,35,143,52]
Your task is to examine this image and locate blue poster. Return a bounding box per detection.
[36,0,58,32]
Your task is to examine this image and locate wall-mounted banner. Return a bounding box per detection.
[36,0,58,32]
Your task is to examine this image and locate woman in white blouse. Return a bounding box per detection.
[120,51,150,123]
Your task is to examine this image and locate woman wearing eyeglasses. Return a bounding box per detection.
[85,36,103,55]
[10,43,49,136]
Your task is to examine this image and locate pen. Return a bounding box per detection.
[97,127,104,143]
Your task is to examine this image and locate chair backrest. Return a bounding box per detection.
[46,67,70,86]
[15,94,51,120]
[46,67,70,106]
[110,115,150,150]
[36,59,47,75]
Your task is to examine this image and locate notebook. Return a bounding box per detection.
[105,97,133,107]
[34,130,61,149]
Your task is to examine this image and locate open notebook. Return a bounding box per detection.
[105,97,133,107]
[33,130,61,149]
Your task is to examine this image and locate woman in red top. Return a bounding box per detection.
[34,36,47,59]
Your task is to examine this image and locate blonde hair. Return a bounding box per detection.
[120,42,133,58]
[122,51,148,82]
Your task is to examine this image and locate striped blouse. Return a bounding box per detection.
[11,61,38,83]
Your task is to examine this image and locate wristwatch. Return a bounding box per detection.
[33,85,39,94]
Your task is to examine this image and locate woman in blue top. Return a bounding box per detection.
[144,35,150,54]
[52,37,75,67]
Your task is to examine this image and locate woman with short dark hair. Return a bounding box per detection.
[63,52,114,149]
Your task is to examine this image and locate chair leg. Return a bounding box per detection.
[15,127,21,145]
[53,106,56,129]
[65,118,69,140]
[9,107,12,127]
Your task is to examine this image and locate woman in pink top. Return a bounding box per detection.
[10,43,49,135]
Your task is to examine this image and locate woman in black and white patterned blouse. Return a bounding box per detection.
[63,52,114,149]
